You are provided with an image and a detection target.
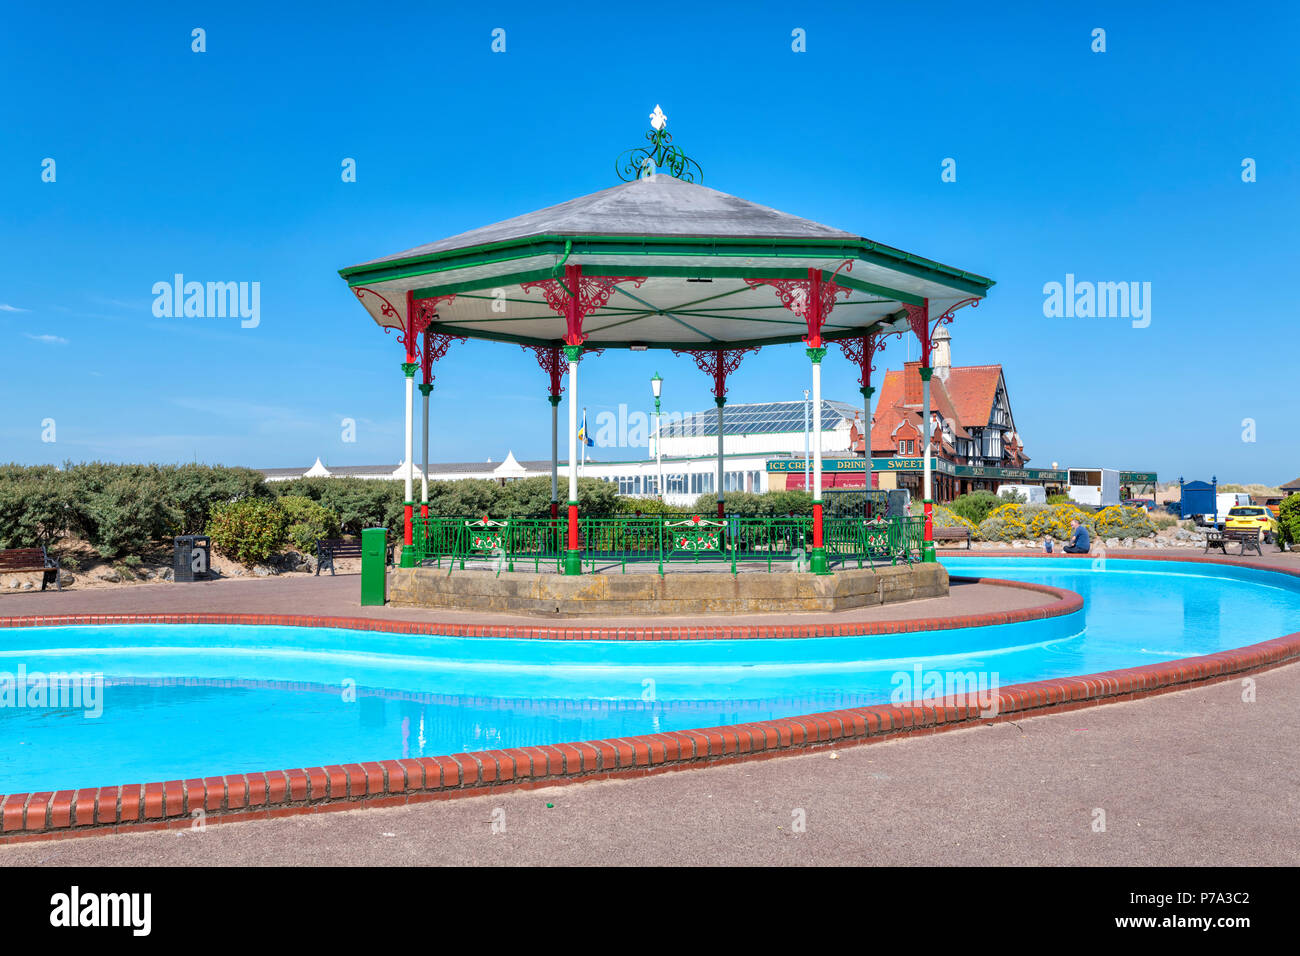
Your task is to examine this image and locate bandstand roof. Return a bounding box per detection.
[340,172,994,351]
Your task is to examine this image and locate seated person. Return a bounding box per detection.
[1062,518,1091,554]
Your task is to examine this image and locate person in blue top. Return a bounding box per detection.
[1063,518,1091,554]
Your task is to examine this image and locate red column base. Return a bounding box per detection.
[403,503,414,546]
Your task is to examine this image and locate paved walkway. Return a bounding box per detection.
[0,571,1053,629]
[3,660,1295,866]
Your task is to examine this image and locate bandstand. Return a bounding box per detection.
[338,107,994,594]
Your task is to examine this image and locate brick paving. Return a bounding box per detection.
[0,569,1054,629]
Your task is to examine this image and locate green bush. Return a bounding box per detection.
[1094,505,1155,539]
[999,489,1028,504]
[931,504,974,530]
[0,466,69,549]
[65,464,178,558]
[164,464,269,534]
[207,498,288,566]
[950,491,1004,527]
[271,477,404,537]
[1046,493,1071,505]
[278,496,341,555]
[1277,495,1300,548]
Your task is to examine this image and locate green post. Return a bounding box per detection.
[360,527,387,606]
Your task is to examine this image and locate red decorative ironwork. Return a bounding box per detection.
[744,266,852,346]
[523,344,565,397]
[353,286,402,322]
[672,347,759,400]
[903,301,931,366]
[903,296,979,367]
[837,328,900,390]
[421,327,466,383]
[520,265,647,347]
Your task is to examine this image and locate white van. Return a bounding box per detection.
[1067,468,1120,507]
[996,483,1046,505]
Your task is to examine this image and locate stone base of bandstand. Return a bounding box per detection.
[387,563,948,617]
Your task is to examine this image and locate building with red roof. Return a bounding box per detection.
[845,327,1043,501]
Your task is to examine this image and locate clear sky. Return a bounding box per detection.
[3,1,1296,484]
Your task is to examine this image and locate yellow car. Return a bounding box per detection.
[1224,506,1278,543]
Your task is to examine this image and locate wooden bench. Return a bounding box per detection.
[315,538,393,575]
[0,547,61,591]
[932,526,973,549]
[1226,528,1263,556]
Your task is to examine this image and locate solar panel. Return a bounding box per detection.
[658,400,856,437]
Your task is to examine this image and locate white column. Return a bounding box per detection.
[715,401,724,513]
[655,411,664,500]
[568,358,578,503]
[404,373,414,504]
[812,364,823,502]
[550,398,558,508]
[922,373,932,503]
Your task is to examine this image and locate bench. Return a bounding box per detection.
[315,538,393,575]
[0,547,61,591]
[1226,528,1263,556]
[933,526,973,549]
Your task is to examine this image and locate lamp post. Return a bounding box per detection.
[651,372,664,502]
[802,388,810,491]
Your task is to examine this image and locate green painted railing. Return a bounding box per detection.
[408,515,925,574]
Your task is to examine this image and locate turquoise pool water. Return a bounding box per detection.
[1,558,1297,794]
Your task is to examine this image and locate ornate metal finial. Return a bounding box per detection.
[616,104,702,183]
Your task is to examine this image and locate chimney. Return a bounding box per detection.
[903,362,922,404]
[933,325,952,382]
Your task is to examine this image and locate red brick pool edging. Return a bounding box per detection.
[1,559,1296,844]
[0,575,1076,640]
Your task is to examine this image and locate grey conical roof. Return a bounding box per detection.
[356,175,859,267]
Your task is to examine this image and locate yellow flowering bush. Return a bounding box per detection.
[1094,505,1155,539]
[976,503,1030,541]
[931,504,975,530]
[1029,504,1096,541]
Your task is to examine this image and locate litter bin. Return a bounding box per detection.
[360,527,387,606]
[174,535,212,582]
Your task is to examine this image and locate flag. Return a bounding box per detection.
[578,411,594,447]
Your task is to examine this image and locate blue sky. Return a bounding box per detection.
[3,1,1296,483]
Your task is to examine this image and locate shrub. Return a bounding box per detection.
[762,489,814,516]
[999,489,1028,504]
[207,498,288,566]
[1028,503,1096,541]
[0,466,69,549]
[164,464,269,534]
[271,477,404,536]
[1277,495,1300,548]
[1094,505,1156,539]
[65,464,178,558]
[976,503,1030,541]
[950,491,1004,527]
[1046,493,1072,506]
[279,496,341,555]
[931,504,974,530]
